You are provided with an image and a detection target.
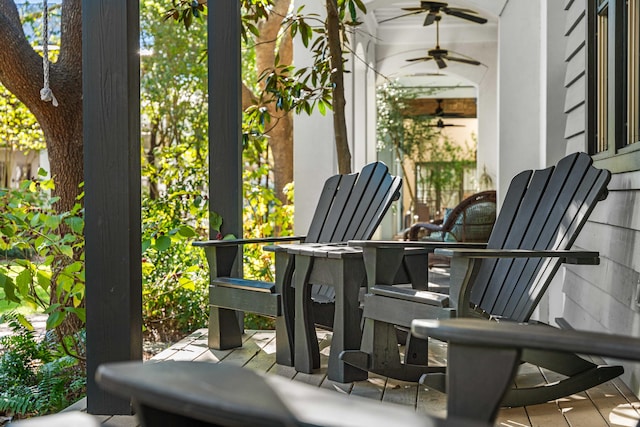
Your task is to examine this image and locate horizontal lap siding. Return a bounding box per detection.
[564,0,586,141]
[562,0,640,396]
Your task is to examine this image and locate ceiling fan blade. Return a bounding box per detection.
[435,57,447,69]
[446,55,481,66]
[406,56,432,62]
[443,8,488,24]
[379,9,424,24]
[423,12,437,26]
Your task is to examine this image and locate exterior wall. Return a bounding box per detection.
[0,148,41,188]
[292,1,337,235]
[559,0,640,395]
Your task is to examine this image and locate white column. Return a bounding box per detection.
[293,0,336,235]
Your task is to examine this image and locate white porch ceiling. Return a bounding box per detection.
[363,0,506,90]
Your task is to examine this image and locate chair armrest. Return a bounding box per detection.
[193,235,306,248]
[412,318,640,362]
[349,240,487,252]
[434,248,600,265]
[408,222,444,240]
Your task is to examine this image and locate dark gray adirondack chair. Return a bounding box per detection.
[96,361,488,427]
[193,161,402,367]
[341,152,620,406]
[411,318,640,424]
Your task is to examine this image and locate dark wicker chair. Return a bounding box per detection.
[407,191,497,242]
[406,191,496,267]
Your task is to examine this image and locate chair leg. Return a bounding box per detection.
[340,318,442,382]
[208,306,242,350]
[447,343,521,423]
[404,333,429,365]
[275,315,293,366]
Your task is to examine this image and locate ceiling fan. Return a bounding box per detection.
[428,118,465,129]
[380,1,487,26]
[406,18,481,69]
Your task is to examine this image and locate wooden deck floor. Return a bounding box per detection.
[93,328,640,427]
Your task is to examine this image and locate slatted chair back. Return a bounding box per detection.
[306,162,402,244]
[470,152,611,322]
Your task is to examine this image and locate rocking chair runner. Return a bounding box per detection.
[193,162,402,366]
[411,318,640,424]
[341,152,619,407]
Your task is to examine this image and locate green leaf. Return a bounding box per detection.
[141,239,151,253]
[65,216,84,234]
[65,307,86,322]
[354,0,366,13]
[318,100,326,115]
[59,245,74,259]
[16,313,34,331]
[37,271,51,292]
[0,273,19,303]
[46,311,65,330]
[210,211,223,232]
[154,235,172,252]
[348,0,357,21]
[177,225,197,238]
[44,214,61,230]
[63,261,83,274]
[45,303,62,314]
[16,269,31,295]
[0,225,15,237]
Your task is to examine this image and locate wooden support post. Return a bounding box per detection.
[208,0,242,245]
[83,0,142,414]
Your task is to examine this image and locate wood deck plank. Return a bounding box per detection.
[382,378,419,408]
[541,367,609,427]
[513,363,568,426]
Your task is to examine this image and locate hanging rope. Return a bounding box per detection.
[40,0,58,107]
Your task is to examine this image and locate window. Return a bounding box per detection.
[589,0,640,172]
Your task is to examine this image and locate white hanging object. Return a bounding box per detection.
[40,0,58,107]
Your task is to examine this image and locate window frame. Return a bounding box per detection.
[587,0,640,173]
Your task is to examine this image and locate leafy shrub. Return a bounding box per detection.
[0,312,85,419]
[0,172,85,336]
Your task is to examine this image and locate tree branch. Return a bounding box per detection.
[0,5,44,111]
[58,0,82,73]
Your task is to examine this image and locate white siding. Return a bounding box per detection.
[561,0,640,396]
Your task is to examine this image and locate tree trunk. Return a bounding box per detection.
[0,0,83,213]
[255,0,294,203]
[326,0,351,174]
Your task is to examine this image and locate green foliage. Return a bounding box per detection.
[0,312,85,418]
[376,81,439,161]
[141,0,295,335]
[241,134,294,282]
[0,175,85,335]
[140,0,211,340]
[141,187,210,340]
[164,0,368,141]
[0,86,44,153]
